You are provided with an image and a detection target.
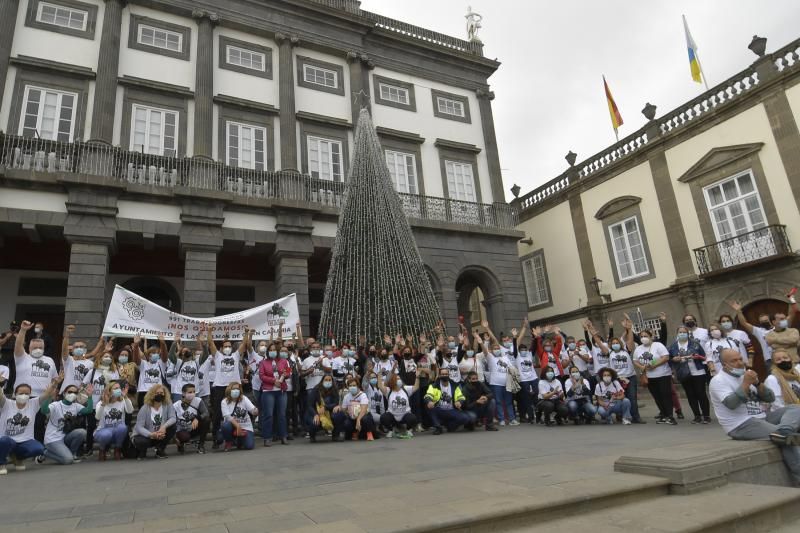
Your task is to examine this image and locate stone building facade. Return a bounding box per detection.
[0,0,526,350]
[514,35,800,374]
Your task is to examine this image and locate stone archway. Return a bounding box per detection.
[456,265,506,334]
[122,276,182,312]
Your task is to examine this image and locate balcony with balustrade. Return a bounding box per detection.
[693,225,794,276]
[0,133,517,231]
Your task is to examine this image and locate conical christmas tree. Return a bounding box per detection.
[318,109,442,345]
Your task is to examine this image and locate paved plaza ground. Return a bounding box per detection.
[0,403,729,533]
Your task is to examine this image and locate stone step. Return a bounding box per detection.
[503,482,800,532]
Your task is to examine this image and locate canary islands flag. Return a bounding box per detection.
[683,15,703,84]
[603,76,623,136]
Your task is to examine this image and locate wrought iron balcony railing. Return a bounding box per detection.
[693,224,793,275]
[0,134,517,230]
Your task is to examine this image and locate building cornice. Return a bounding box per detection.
[376,127,424,144]
[213,94,279,114]
[434,138,482,154]
[296,111,352,129]
[118,75,194,97]
[10,55,96,79]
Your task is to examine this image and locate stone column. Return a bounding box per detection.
[347,51,373,124]
[179,199,224,317]
[90,0,125,142]
[569,194,604,307]
[476,88,505,205]
[0,0,20,106]
[276,33,299,170]
[272,212,313,328]
[192,10,219,159]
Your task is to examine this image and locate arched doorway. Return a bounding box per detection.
[456,266,505,334]
[122,276,181,312]
[741,298,786,379]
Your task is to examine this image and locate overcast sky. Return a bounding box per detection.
[360,0,800,200]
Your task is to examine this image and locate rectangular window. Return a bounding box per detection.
[303,64,337,89]
[227,122,266,170]
[445,160,476,202]
[37,1,87,31]
[308,136,343,181]
[20,86,77,142]
[138,24,182,52]
[379,83,409,105]
[385,150,418,194]
[226,45,265,72]
[608,216,650,282]
[130,104,178,156]
[522,252,550,307]
[437,96,465,118]
[704,171,767,241]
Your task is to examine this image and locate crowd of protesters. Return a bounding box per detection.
[1,296,799,475]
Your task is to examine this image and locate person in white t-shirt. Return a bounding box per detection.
[13,321,58,397]
[93,380,133,461]
[594,368,632,425]
[765,350,800,410]
[378,369,421,438]
[0,380,56,474]
[730,301,775,373]
[477,327,519,426]
[38,381,94,465]
[633,330,676,425]
[710,348,800,485]
[173,383,210,455]
[668,326,710,424]
[565,366,596,424]
[537,367,567,426]
[704,324,747,375]
[132,383,176,459]
[220,382,258,451]
[719,313,751,357]
[682,313,709,345]
[339,378,376,441]
[60,325,98,394]
[206,326,250,449]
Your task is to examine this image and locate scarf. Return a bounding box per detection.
[771,366,800,405]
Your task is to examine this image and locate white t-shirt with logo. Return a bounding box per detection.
[570,349,590,373]
[84,367,120,405]
[0,397,40,442]
[302,355,332,390]
[95,399,132,430]
[592,348,611,375]
[388,386,413,420]
[537,379,563,400]
[459,354,487,382]
[15,352,58,396]
[198,357,213,397]
[764,374,800,409]
[62,356,94,392]
[710,370,767,433]
[173,397,204,432]
[170,358,201,396]
[608,350,635,378]
[213,350,242,388]
[221,396,256,433]
[688,327,709,344]
[634,342,671,378]
[44,400,85,444]
[516,351,537,382]
[440,357,461,383]
[565,378,591,400]
[704,338,746,372]
[342,391,369,419]
[594,380,624,406]
[486,353,512,387]
[138,359,165,392]
[247,350,264,391]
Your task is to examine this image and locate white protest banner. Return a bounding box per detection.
[102,285,299,340]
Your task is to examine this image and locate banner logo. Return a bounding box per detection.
[122,296,145,321]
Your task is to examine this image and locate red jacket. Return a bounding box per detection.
[536,334,564,375]
[259,358,291,392]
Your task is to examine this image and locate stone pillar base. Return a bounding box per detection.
[273,253,311,330]
[64,242,110,341]
[183,249,218,317]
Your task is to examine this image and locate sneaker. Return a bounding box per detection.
[72,457,82,464]
[404,430,414,438]
[691,416,702,425]
[176,443,185,455]
[665,417,678,426]
[155,449,168,459]
[485,425,498,432]
[432,427,443,435]
[509,420,520,426]
[415,424,424,433]
[197,446,206,455]
[13,457,25,471]
[263,440,271,447]
[281,438,289,445]
[366,432,374,441]
[224,442,233,452]
[386,431,394,439]
[622,418,632,425]
[656,417,667,424]
[351,432,359,441]
[0,466,6,475]
[676,411,685,420]
[702,416,711,424]
[498,420,506,427]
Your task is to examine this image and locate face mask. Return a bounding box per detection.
[778,319,789,329]
[380,353,388,360]
[493,349,502,357]
[184,392,195,402]
[568,343,576,350]
[611,344,621,352]
[101,356,113,366]
[519,350,529,356]
[721,321,733,331]
[311,350,320,357]
[545,372,555,381]
[403,353,412,359]
[118,355,129,364]
[466,350,475,357]
[73,347,86,357]
[448,342,456,349]
[348,386,358,396]
[727,367,745,378]
[369,378,378,386]
[368,350,376,356]
[31,348,44,359]
[323,381,332,389]
[325,350,334,357]
[760,321,772,329]
[396,380,404,389]
[279,352,288,359]
[602,376,612,384]
[710,330,722,340]
[268,351,277,359]
[503,342,512,349]
[222,347,232,356]
[777,361,794,371]
[35,327,42,334]
[440,376,449,383]
[16,394,30,405]
[684,321,696,329]
[677,333,689,342]
[230,389,240,399]
[64,392,77,403]
[112,389,122,398]
[571,372,581,379]
[194,351,202,359]
[259,346,267,354]
[544,347,552,353]
[640,337,651,346]
[153,393,165,402]
[150,354,160,363]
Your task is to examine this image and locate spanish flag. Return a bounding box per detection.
[683,15,703,84]
[603,76,623,139]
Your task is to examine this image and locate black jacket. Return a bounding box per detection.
[461,380,493,411]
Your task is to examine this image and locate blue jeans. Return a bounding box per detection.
[598,398,632,422]
[0,436,44,465]
[518,380,537,421]
[260,390,287,440]
[728,405,800,485]
[94,424,128,450]
[491,384,516,422]
[428,407,471,430]
[568,399,597,419]
[44,429,87,465]
[466,398,497,426]
[624,374,641,422]
[220,421,254,450]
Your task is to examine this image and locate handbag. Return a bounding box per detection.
[638,371,649,386]
[317,400,334,432]
[675,361,692,382]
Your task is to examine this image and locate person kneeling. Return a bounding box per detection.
[94,381,133,461]
[378,370,421,438]
[340,378,376,441]
[595,368,632,425]
[424,368,470,435]
[133,384,177,459]
[537,368,567,426]
[220,383,258,451]
[39,380,93,465]
[461,371,498,431]
[0,382,52,473]
[565,366,597,424]
[174,384,210,454]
